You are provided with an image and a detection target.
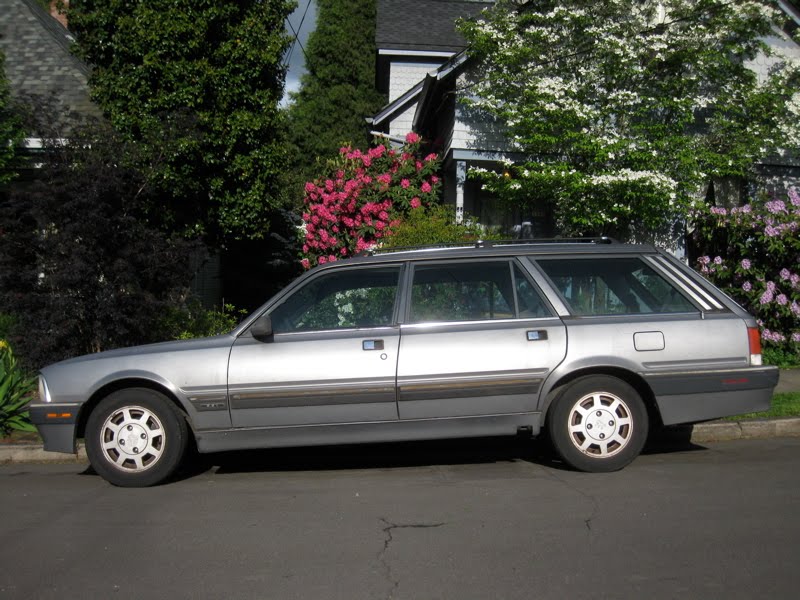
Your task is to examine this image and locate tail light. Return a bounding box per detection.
[748,327,762,366]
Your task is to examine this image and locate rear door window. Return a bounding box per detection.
[408,260,551,323]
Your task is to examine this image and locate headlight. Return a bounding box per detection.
[38,375,52,403]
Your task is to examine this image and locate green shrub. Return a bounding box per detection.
[383,203,501,248]
[0,313,15,340]
[0,340,37,436]
[160,301,248,340]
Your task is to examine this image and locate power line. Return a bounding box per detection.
[284,0,313,69]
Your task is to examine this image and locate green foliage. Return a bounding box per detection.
[383,203,501,248]
[0,313,15,340]
[691,189,799,357]
[763,347,800,368]
[0,340,37,436]
[0,115,203,370]
[459,0,800,241]
[286,0,386,188]
[160,301,248,340]
[67,0,295,242]
[0,50,26,185]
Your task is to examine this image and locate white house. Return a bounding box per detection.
[369,0,800,236]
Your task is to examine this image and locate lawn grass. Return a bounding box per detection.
[723,391,800,421]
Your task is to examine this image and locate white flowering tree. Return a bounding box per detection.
[459,0,800,241]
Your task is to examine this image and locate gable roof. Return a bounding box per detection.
[0,0,99,119]
[376,0,491,53]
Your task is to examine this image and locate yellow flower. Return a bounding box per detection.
[0,339,8,350]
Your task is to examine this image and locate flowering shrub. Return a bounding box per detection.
[459,0,800,241]
[300,133,441,268]
[692,189,800,362]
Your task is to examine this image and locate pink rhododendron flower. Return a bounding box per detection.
[301,134,441,267]
[300,258,310,269]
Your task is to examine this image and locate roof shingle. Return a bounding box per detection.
[376,0,491,53]
[0,0,100,119]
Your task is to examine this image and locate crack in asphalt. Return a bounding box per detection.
[378,517,446,599]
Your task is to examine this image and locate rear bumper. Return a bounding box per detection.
[644,366,780,425]
[28,403,81,454]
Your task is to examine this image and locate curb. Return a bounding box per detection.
[2,418,800,464]
[0,443,87,465]
[683,417,800,444]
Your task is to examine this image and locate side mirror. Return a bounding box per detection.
[249,314,273,340]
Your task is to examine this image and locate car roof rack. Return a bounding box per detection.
[358,237,618,256]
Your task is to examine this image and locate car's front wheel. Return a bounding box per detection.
[547,375,648,472]
[85,388,189,487]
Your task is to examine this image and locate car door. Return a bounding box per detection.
[228,264,402,428]
[396,259,567,420]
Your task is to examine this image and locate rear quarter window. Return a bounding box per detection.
[535,257,697,316]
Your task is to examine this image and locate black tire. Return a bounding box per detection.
[547,375,648,472]
[85,388,189,487]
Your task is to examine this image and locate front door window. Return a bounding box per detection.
[269,266,401,332]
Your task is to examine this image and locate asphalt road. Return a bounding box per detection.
[2,437,799,600]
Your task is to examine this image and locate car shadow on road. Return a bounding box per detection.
[173,427,709,482]
[643,424,709,456]
[176,435,564,480]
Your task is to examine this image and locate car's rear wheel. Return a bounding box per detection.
[85,388,189,487]
[547,375,648,472]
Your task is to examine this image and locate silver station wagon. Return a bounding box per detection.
[30,239,779,486]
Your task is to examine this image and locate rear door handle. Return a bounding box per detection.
[362,339,385,351]
[526,330,548,341]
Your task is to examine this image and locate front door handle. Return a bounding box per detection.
[526,330,548,341]
[362,339,385,351]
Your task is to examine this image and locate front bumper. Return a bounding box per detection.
[28,403,81,454]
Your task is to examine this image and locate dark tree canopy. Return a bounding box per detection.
[287,0,386,185]
[0,49,25,185]
[67,0,295,242]
[0,118,201,370]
